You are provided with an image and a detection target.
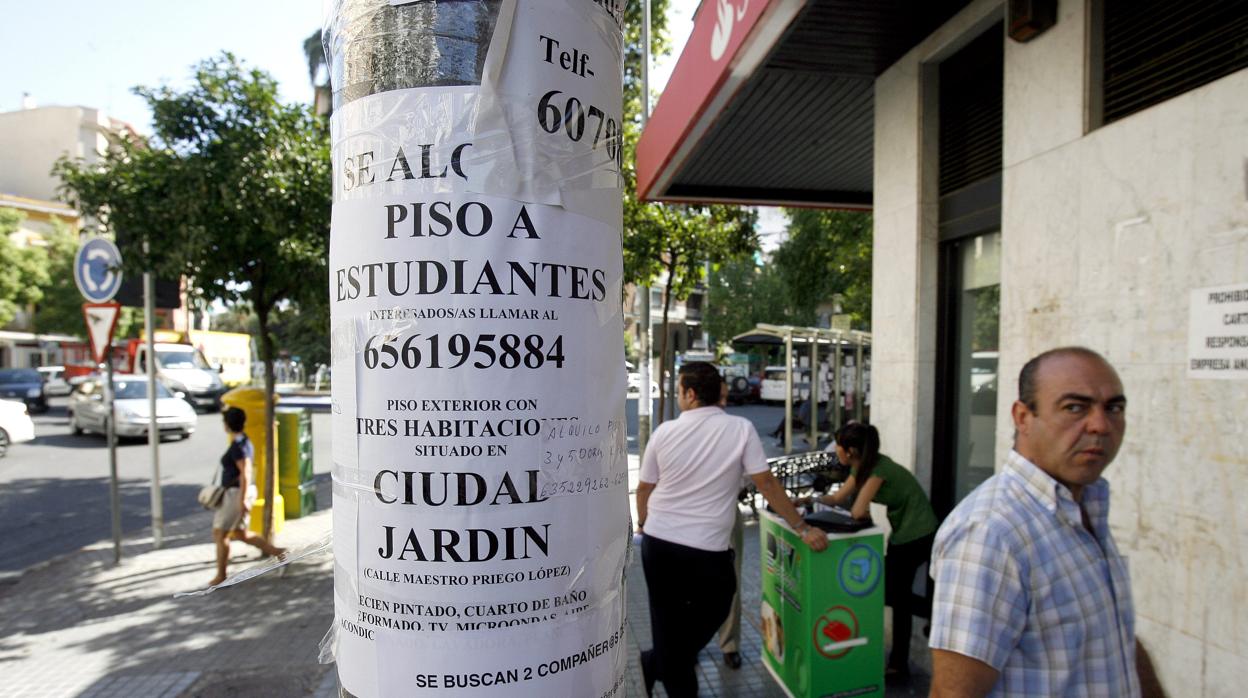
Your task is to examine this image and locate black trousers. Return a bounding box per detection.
[883,532,935,672]
[640,534,736,697]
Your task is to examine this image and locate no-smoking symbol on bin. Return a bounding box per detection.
[837,543,881,597]
[812,606,867,659]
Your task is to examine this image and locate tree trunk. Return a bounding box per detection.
[656,255,676,424]
[255,304,277,542]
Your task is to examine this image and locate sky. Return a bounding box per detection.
[1,0,786,248]
[0,0,323,132]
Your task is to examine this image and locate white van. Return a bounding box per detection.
[133,342,226,411]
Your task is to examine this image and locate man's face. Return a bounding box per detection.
[1012,353,1127,496]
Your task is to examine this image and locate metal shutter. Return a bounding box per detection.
[1103,0,1248,125]
[939,23,1004,196]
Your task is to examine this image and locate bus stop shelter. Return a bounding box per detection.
[732,324,871,454]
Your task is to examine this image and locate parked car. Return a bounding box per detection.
[68,375,197,440]
[761,366,807,403]
[0,368,48,413]
[0,399,36,458]
[36,366,72,397]
[627,371,660,397]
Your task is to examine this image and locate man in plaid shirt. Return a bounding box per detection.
[929,347,1164,697]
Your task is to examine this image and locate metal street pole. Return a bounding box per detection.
[106,347,122,564]
[143,265,163,548]
[326,2,629,693]
[784,331,793,454]
[637,0,652,456]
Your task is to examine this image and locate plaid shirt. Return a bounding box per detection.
[930,450,1139,697]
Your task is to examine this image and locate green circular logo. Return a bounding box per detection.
[837,543,881,597]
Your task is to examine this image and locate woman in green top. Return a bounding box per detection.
[795,421,938,678]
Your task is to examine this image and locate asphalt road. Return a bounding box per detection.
[0,395,794,574]
[0,397,333,574]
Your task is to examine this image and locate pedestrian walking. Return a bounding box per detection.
[208,407,285,587]
[635,362,827,697]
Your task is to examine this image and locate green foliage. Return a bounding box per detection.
[704,256,790,347]
[211,301,328,368]
[617,3,758,301]
[0,209,50,328]
[621,0,671,287]
[304,30,327,88]
[54,53,330,537]
[27,219,85,336]
[55,52,331,339]
[771,209,873,330]
[210,303,256,334]
[268,302,330,368]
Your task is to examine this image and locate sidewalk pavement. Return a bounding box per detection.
[0,474,339,698]
[1,475,931,698]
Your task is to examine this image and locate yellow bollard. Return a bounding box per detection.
[221,387,284,535]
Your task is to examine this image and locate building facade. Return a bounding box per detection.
[638,1,1247,693]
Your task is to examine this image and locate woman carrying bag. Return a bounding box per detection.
[208,407,285,587]
[795,421,938,679]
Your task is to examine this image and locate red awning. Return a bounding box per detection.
[636,0,808,206]
[636,0,972,209]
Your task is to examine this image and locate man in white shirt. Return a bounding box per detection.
[636,362,827,697]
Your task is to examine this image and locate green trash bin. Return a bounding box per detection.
[759,510,885,697]
[276,408,316,518]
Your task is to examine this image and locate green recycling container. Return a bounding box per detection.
[759,510,885,697]
[276,408,315,518]
[281,480,318,519]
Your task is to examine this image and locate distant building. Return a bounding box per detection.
[0,105,188,353]
[0,105,136,203]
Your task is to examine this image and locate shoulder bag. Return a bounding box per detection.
[197,466,225,510]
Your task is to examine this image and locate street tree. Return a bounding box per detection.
[55,54,331,539]
[704,256,792,348]
[0,208,50,328]
[618,1,762,416]
[628,203,758,418]
[772,209,873,329]
[620,0,670,286]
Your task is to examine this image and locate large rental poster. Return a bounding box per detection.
[324,1,629,695]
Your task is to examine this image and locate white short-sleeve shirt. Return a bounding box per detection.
[639,406,768,551]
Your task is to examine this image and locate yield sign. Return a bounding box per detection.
[82,303,122,364]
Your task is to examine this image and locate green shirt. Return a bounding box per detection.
[852,454,938,546]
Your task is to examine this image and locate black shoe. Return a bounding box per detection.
[723,651,742,669]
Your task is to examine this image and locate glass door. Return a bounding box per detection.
[934,231,1001,513]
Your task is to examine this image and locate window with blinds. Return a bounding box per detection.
[1102,0,1248,125]
[939,24,1004,196]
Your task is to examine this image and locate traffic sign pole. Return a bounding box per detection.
[76,236,124,563]
[143,268,163,549]
[106,346,122,564]
[82,302,123,563]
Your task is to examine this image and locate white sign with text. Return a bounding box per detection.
[1188,283,1248,379]
[328,1,629,695]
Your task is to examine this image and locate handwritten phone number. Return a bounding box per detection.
[540,472,627,498]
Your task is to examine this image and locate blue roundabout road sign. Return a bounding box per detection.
[74,237,124,303]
